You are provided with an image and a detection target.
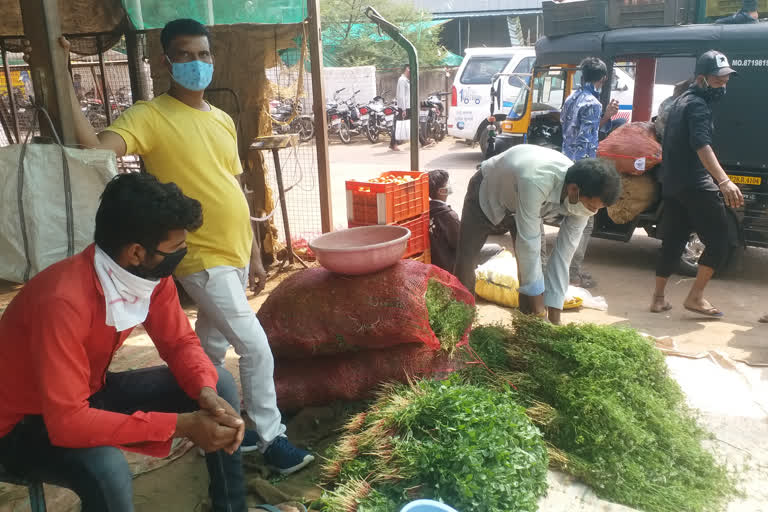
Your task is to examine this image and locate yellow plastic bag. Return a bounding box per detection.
[475,250,520,308]
[475,250,585,310]
[563,297,583,310]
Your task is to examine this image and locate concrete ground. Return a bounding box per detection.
[326,136,768,364]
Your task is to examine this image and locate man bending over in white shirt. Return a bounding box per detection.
[454,144,621,324]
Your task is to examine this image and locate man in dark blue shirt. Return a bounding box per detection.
[715,0,759,24]
[561,57,619,288]
[650,51,744,317]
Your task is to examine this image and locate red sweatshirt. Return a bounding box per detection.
[0,245,218,457]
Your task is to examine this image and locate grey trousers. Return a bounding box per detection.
[455,170,549,294]
[455,171,512,292]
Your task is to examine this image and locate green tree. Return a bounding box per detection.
[320,0,448,69]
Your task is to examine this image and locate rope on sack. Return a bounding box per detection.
[17,106,75,281]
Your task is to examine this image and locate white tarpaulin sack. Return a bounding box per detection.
[0,109,117,283]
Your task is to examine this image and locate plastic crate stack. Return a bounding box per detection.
[346,171,431,264]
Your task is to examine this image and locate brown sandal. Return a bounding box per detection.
[650,295,672,313]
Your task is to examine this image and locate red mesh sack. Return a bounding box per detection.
[274,344,463,410]
[257,259,475,360]
[597,121,662,175]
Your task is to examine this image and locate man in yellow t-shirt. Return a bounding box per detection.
[58,19,314,486]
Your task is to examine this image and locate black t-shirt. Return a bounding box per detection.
[661,87,717,196]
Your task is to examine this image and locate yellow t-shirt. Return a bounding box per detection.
[106,94,252,278]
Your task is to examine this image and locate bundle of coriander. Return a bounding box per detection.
[320,377,548,512]
[424,278,476,353]
[464,318,737,512]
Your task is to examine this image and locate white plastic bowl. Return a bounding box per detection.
[309,225,411,275]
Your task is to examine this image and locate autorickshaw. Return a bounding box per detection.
[489,23,768,275]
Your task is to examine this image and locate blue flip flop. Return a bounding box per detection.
[684,305,724,318]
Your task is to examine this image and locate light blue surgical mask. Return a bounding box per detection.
[166,56,213,91]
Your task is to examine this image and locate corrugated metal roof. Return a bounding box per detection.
[413,0,544,16]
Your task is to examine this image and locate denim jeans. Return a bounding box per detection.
[0,366,246,512]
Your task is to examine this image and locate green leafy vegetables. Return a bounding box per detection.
[320,378,549,512]
[424,278,475,353]
[466,318,737,512]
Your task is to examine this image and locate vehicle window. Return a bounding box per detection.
[508,69,566,120]
[572,70,582,89]
[573,66,630,92]
[460,57,511,85]
[532,70,566,110]
[508,57,535,85]
[507,86,529,119]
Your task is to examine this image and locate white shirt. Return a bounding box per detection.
[396,74,410,110]
[478,144,589,310]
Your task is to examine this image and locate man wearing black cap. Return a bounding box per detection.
[715,0,759,24]
[650,51,744,317]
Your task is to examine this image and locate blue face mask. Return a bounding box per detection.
[167,57,213,91]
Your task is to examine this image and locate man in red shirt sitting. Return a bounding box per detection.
[0,173,266,511]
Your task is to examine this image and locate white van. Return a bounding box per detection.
[448,47,536,146]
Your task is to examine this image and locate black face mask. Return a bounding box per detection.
[128,247,188,280]
[700,79,727,103]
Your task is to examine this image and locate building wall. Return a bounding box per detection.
[322,66,378,104]
[376,67,458,104]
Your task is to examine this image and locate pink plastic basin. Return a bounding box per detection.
[309,225,411,275]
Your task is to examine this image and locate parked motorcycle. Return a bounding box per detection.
[419,91,447,143]
[363,92,391,144]
[80,98,108,131]
[340,89,363,144]
[269,97,315,142]
[326,88,352,144]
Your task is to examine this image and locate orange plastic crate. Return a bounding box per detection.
[346,171,429,225]
[349,212,430,259]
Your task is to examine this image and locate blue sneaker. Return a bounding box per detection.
[240,429,262,453]
[263,437,315,475]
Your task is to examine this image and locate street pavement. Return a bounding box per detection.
[327,137,768,364]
